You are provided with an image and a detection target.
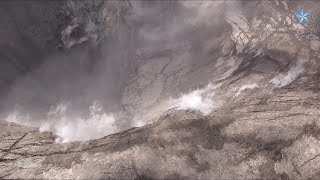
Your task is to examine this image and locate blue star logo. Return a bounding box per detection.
[296,8,310,23]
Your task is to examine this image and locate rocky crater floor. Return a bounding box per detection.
[1,0,320,179]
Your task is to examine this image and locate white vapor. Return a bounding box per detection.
[132,114,147,128]
[172,84,220,116]
[5,109,33,127]
[270,65,305,88]
[5,101,117,143]
[234,83,259,98]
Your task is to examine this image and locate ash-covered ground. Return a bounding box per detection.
[1,0,320,179]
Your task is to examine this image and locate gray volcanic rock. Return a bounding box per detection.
[1,0,320,179]
[1,81,320,179]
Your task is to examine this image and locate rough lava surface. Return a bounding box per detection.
[1,0,320,179]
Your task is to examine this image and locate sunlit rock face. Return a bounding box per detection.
[1,0,320,179]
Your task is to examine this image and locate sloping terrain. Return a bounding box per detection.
[1,0,320,179]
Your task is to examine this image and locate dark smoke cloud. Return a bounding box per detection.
[1,0,243,142]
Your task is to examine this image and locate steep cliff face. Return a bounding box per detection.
[1,0,320,179]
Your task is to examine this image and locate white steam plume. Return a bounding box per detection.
[270,65,304,88]
[5,109,33,127]
[234,83,259,98]
[5,101,117,143]
[171,84,220,116]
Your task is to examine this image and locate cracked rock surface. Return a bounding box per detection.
[1,0,320,179]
